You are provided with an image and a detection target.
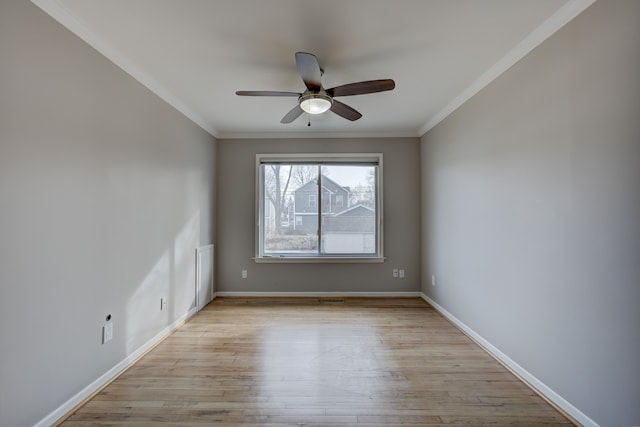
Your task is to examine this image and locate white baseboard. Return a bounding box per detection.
[38,294,595,427]
[215,291,422,297]
[420,293,598,427]
[35,307,198,427]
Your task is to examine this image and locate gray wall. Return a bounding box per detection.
[217,138,421,293]
[420,1,640,426]
[0,1,216,426]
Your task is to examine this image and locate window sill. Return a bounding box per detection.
[254,256,385,264]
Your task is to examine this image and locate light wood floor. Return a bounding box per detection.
[60,298,575,426]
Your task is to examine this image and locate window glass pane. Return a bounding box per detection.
[258,155,381,259]
[320,165,377,254]
[262,164,318,254]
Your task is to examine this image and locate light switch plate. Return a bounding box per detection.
[102,323,113,344]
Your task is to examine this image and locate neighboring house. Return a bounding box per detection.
[322,204,376,254]
[294,175,350,233]
[292,176,376,253]
[324,204,375,233]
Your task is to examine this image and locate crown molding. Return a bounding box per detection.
[31,0,596,141]
[31,0,220,138]
[418,0,598,137]
[217,130,420,140]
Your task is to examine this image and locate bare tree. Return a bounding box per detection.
[349,168,376,208]
[366,168,376,188]
[264,165,293,233]
[351,183,374,208]
[291,165,329,187]
[264,165,333,234]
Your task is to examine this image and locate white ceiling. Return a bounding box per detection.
[33,0,594,139]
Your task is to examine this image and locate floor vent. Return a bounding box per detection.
[319,299,345,304]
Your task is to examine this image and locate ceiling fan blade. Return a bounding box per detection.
[295,52,322,91]
[280,105,304,124]
[236,91,300,97]
[327,79,395,97]
[330,100,362,121]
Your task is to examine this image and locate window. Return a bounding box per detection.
[256,153,383,262]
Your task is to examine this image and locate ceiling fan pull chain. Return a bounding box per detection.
[307,112,311,127]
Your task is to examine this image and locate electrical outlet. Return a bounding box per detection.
[241,270,248,279]
[392,269,399,278]
[102,323,113,344]
[399,269,405,278]
[431,275,436,286]
[161,297,167,311]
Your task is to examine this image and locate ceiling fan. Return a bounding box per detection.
[236,52,395,124]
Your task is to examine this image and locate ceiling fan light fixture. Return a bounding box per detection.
[299,93,332,114]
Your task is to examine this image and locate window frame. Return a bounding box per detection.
[255,153,384,263]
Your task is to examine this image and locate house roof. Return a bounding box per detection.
[333,204,375,217]
[296,175,349,195]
